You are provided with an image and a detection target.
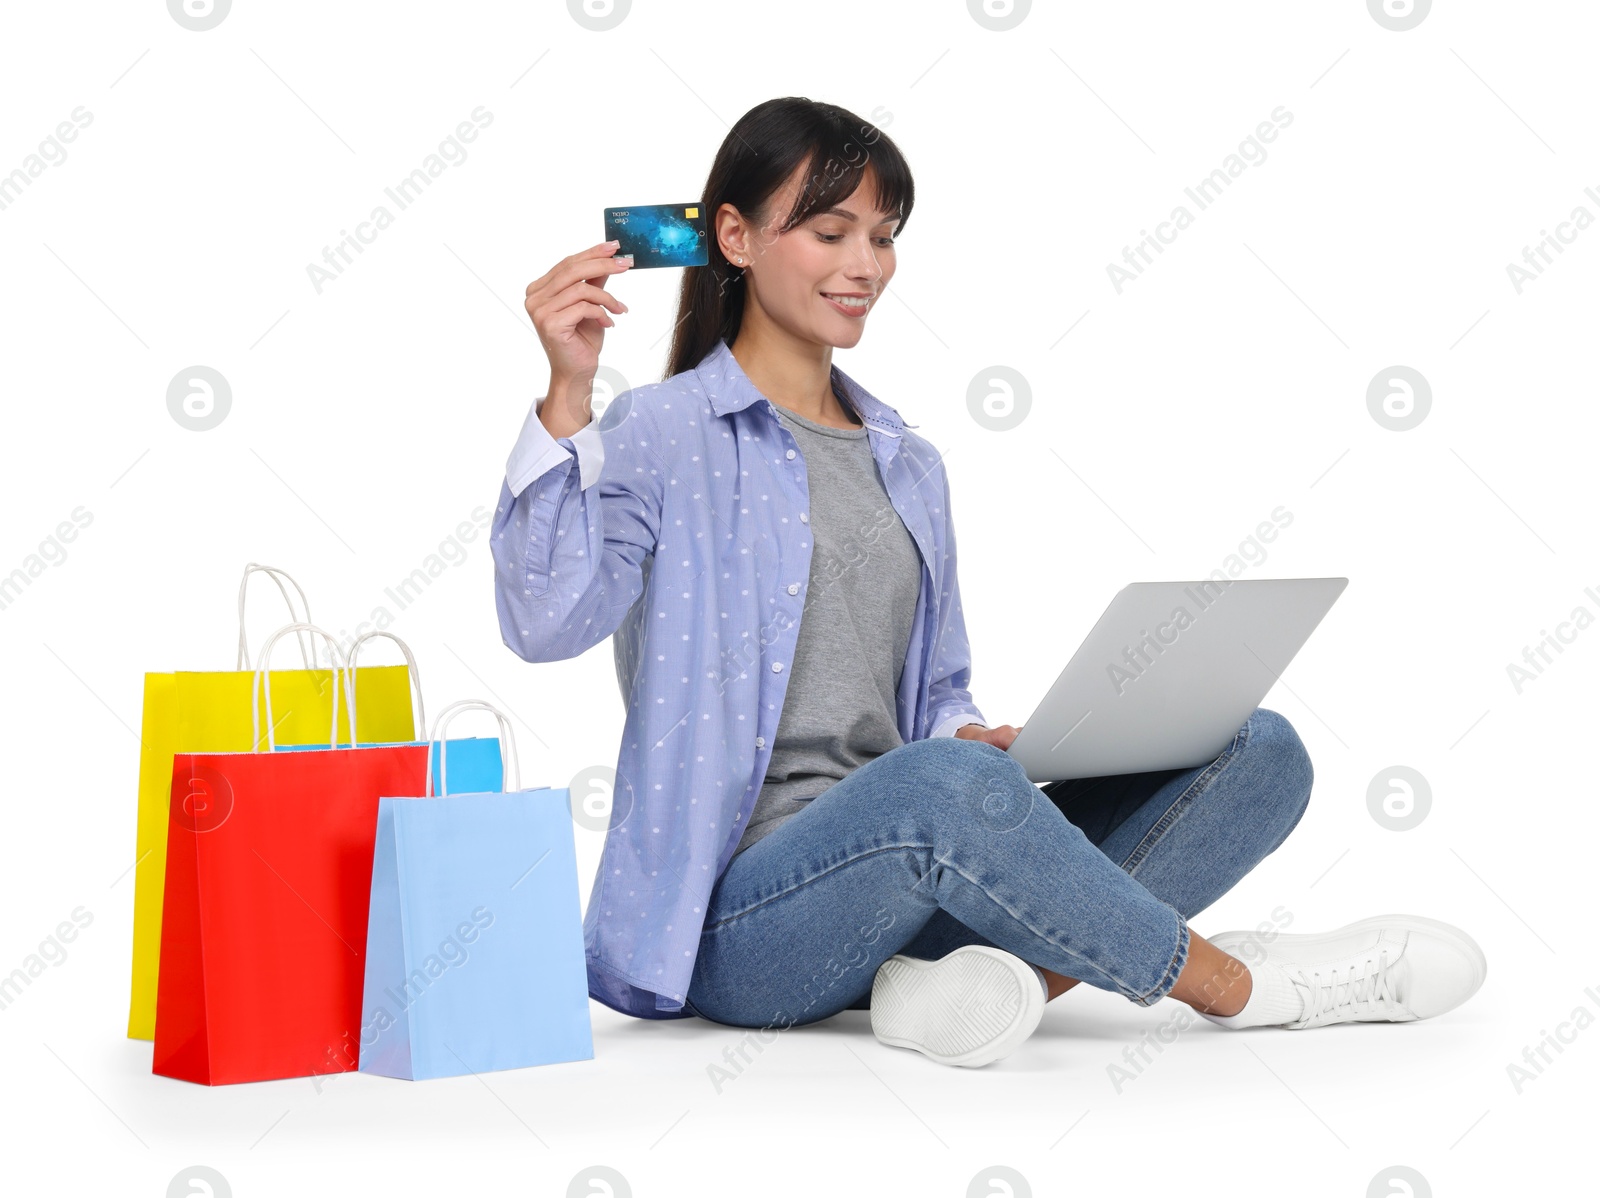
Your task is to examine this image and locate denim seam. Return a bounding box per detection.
[1131,911,1189,1007]
[704,840,1173,1005]
[702,843,915,929]
[1121,715,1252,877]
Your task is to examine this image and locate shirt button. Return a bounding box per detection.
[787,583,799,595]
[799,512,809,524]
[755,736,765,748]
[785,449,796,460]
[771,662,784,673]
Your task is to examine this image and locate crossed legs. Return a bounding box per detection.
[686,709,1310,1027]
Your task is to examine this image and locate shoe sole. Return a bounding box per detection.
[870,945,1046,1068]
[1207,912,1488,1018]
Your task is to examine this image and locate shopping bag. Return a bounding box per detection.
[127,566,416,1040]
[359,701,593,1080]
[275,631,503,794]
[152,624,428,1086]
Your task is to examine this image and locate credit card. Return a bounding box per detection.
[603,203,709,268]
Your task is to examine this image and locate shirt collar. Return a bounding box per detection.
[693,337,913,438]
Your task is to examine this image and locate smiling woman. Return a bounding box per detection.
[495,95,1486,1070]
[666,96,913,391]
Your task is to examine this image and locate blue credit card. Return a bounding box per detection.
[604,203,708,268]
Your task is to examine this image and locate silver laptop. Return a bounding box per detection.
[1005,577,1347,782]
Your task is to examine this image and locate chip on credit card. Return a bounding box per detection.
[603,203,709,268]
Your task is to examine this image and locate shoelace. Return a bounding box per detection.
[1292,950,1402,1023]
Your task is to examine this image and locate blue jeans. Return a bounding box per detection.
[682,707,1313,1029]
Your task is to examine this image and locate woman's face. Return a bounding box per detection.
[722,162,900,349]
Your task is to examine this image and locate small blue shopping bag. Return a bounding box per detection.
[274,632,504,793]
[358,701,593,1080]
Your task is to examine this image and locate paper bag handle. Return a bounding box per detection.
[236,563,315,671]
[425,700,521,797]
[344,630,425,746]
[251,622,351,752]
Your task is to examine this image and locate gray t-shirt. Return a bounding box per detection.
[729,397,924,858]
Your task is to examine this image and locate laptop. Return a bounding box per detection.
[1005,577,1347,782]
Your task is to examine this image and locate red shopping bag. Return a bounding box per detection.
[152,624,428,1086]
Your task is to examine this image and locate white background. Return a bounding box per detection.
[1,1,1593,1194]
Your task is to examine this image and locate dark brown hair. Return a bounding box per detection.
[665,96,915,380]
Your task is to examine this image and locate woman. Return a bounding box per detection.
[492,97,1486,1067]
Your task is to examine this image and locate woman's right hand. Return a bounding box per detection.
[524,241,634,412]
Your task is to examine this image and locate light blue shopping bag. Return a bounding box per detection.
[359,700,594,1080]
[274,631,504,793]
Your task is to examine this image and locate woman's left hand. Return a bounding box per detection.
[954,722,1021,750]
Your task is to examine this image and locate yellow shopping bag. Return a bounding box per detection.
[125,565,418,1040]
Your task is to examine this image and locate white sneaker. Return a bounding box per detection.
[1205,914,1487,1029]
[869,945,1048,1067]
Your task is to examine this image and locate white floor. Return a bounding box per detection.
[28,908,1571,1197]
